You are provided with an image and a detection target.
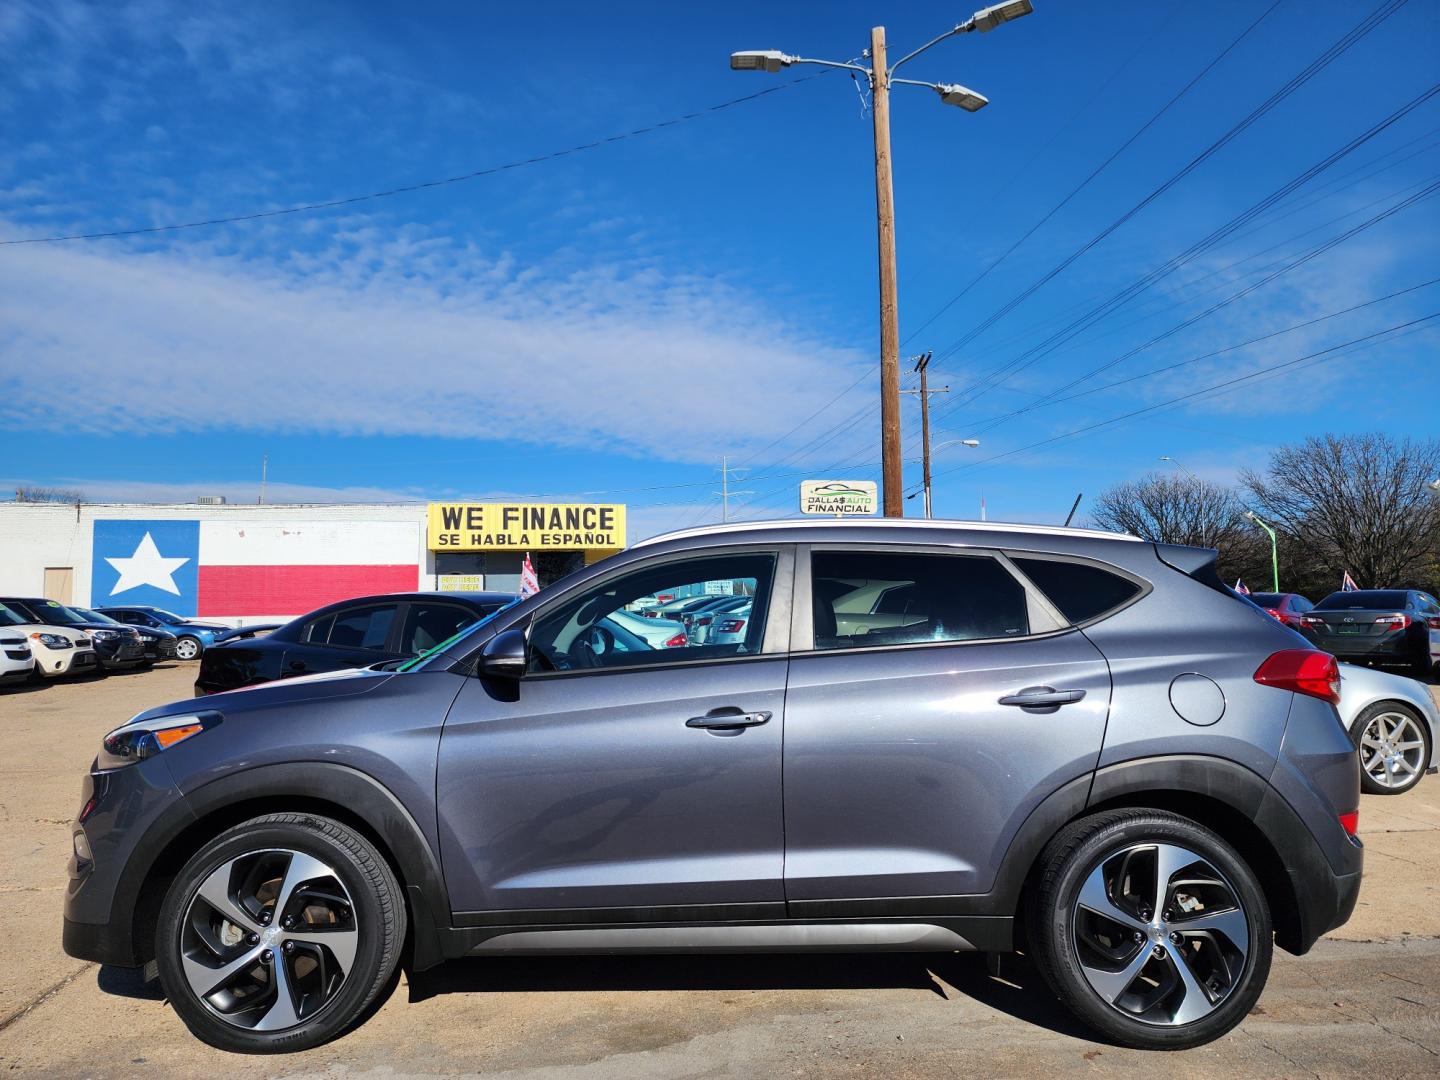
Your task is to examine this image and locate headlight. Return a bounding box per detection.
[98,712,221,770]
[90,629,118,640]
[30,632,73,649]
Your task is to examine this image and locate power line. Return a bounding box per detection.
[901,0,1285,349]
[927,0,1413,369]
[0,73,830,247]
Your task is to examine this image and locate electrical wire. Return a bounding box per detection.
[0,72,831,247]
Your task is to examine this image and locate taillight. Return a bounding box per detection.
[1301,615,1325,626]
[697,616,713,626]
[663,632,688,647]
[1339,810,1359,836]
[1375,613,1412,629]
[1253,649,1341,704]
[1427,616,1440,630]
[716,618,746,634]
[1264,608,1283,621]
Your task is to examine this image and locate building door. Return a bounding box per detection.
[43,567,74,605]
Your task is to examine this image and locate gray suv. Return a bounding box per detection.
[62,520,1362,1053]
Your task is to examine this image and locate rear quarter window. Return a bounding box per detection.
[1011,557,1143,625]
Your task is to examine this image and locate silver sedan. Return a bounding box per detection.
[1337,662,1438,794]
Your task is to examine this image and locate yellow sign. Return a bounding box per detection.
[428,503,626,552]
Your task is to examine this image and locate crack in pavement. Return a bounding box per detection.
[0,963,94,1036]
[1241,1026,1321,1079]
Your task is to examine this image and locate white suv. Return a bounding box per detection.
[0,601,97,679]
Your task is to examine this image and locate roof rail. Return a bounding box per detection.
[633,516,1139,548]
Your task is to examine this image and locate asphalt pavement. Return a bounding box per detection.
[1,663,1437,1079]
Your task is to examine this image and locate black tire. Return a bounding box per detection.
[155,813,405,1053]
[175,636,202,661]
[1025,809,1272,1050]
[1351,701,1431,796]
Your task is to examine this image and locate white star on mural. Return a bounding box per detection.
[105,532,190,596]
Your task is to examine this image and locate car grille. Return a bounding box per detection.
[74,653,96,666]
[5,649,29,661]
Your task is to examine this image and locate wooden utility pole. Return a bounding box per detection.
[870,26,903,518]
[901,352,948,518]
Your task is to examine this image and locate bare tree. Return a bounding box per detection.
[1242,433,1440,589]
[1090,472,1252,550]
[13,486,83,503]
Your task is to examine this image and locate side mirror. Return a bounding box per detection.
[477,627,527,680]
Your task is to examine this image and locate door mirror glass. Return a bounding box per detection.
[478,627,528,680]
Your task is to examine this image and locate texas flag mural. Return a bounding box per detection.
[92,519,420,618]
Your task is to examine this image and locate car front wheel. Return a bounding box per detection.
[174,636,202,661]
[1026,809,1272,1050]
[155,813,405,1053]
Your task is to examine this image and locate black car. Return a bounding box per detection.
[194,591,516,695]
[1301,588,1440,677]
[0,597,147,671]
[71,606,178,666]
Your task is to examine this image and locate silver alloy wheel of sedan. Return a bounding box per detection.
[1072,842,1250,1026]
[175,636,201,661]
[179,848,359,1032]
[1358,709,1427,791]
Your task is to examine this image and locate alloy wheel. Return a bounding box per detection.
[179,848,359,1032]
[1071,842,1250,1026]
[1359,711,1426,790]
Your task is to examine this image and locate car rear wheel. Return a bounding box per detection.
[175,636,201,661]
[1353,702,1430,795]
[1026,809,1272,1050]
[156,813,405,1053]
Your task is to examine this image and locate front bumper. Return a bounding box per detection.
[95,640,147,669]
[61,757,194,968]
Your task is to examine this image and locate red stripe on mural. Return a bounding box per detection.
[197,564,419,617]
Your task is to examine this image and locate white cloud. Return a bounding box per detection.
[0,234,867,464]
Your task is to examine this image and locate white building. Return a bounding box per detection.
[0,501,624,625]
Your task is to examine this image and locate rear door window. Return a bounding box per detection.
[810,550,1029,650]
[324,605,398,650]
[400,603,478,654]
[1009,557,1143,624]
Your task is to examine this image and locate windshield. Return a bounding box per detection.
[0,603,28,627]
[396,599,520,673]
[73,607,121,624]
[146,609,186,624]
[19,600,92,626]
[1248,593,1285,607]
[1316,590,1409,610]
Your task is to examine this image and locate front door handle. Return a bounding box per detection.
[686,709,772,730]
[998,686,1086,712]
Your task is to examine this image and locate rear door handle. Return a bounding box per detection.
[998,686,1086,712]
[686,709,772,730]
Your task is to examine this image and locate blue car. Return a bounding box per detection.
[96,605,234,661]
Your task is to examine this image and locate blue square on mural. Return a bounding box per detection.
[91,519,201,615]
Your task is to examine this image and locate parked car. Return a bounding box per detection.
[0,624,34,685]
[65,520,1362,1053]
[194,592,515,695]
[1335,663,1437,795]
[0,600,97,678]
[1300,589,1440,678]
[1247,592,1314,632]
[71,606,179,667]
[682,595,752,643]
[706,601,754,646]
[96,606,235,661]
[0,597,146,672]
[605,607,688,648]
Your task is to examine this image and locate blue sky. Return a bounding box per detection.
[2,0,1437,539]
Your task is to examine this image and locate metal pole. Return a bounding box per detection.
[1260,520,1279,593]
[721,455,729,524]
[870,26,902,518]
[259,453,267,505]
[919,362,933,518]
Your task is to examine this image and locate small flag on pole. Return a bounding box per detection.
[519,552,540,599]
[1341,571,1359,592]
[1234,579,1250,595]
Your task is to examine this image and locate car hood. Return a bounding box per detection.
[138,664,397,722]
[9,622,89,643]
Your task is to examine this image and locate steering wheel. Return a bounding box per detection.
[567,624,615,668]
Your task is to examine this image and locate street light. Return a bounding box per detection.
[731,3,1034,517]
[907,438,980,517]
[1243,510,1280,594]
[1159,455,1200,482]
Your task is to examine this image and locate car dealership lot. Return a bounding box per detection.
[2,665,1438,1078]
